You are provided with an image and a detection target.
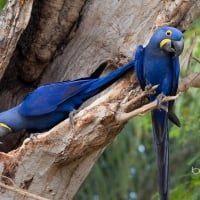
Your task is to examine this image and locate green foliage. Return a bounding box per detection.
[76,118,156,200]
[169,18,200,199]
[0,0,6,10]
[76,19,200,200]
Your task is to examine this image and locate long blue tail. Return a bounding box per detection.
[151,109,169,200]
[83,60,134,98]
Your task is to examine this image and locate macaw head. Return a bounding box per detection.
[149,26,184,56]
[0,123,12,137]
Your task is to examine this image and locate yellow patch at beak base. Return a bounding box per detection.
[0,123,12,131]
[160,39,171,48]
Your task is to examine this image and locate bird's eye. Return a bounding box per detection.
[166,30,172,36]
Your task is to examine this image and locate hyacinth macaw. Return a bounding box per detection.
[135,26,184,200]
[0,60,134,136]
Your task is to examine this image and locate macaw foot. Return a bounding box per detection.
[117,93,179,123]
[144,84,158,95]
[156,93,168,112]
[69,110,78,134]
[145,84,152,92]
[29,133,40,141]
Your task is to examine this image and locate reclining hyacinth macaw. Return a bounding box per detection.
[134,26,184,200]
[0,60,134,136]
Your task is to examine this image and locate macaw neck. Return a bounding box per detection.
[145,43,167,58]
[0,104,26,131]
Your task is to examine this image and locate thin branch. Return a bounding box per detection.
[0,181,50,200]
[182,36,197,75]
[193,56,200,64]
[120,85,158,111]
[186,35,197,76]
[117,93,180,122]
[178,73,200,92]
[186,51,193,76]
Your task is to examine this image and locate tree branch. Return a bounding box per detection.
[179,73,200,92]
[0,76,183,199]
[0,178,49,200]
[117,93,180,122]
[193,56,200,64]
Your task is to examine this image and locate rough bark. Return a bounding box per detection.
[0,0,33,79]
[0,0,199,199]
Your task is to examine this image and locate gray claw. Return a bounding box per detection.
[156,93,168,112]
[30,133,40,141]
[69,110,78,133]
[145,84,158,95]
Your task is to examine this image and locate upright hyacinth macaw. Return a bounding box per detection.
[134,26,184,200]
[0,60,134,136]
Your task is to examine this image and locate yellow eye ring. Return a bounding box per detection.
[166,30,172,36]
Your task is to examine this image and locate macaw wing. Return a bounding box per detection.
[171,57,180,96]
[19,79,95,117]
[152,109,169,200]
[134,45,146,90]
[168,57,181,127]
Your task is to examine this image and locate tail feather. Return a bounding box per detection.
[152,109,169,200]
[83,60,134,98]
[57,60,134,112]
[168,110,181,127]
[168,101,181,127]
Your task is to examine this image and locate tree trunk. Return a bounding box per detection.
[0,0,199,199]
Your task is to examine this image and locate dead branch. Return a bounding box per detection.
[0,80,180,199]
[0,180,49,200]
[117,93,180,122]
[193,56,200,64]
[179,73,200,92]
[180,36,197,68]
[120,84,158,112]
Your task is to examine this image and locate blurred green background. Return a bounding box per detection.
[0,0,6,10]
[76,19,200,200]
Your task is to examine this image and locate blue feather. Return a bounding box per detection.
[19,80,96,116]
[0,60,134,133]
[135,26,184,200]
[134,45,145,90]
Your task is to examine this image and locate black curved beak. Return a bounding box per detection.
[172,37,184,56]
[0,126,11,137]
[0,123,12,137]
[161,37,184,56]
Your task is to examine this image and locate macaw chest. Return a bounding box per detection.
[143,56,173,95]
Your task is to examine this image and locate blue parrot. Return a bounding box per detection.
[134,26,184,200]
[0,60,134,136]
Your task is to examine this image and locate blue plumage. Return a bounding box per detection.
[0,60,134,134]
[20,80,96,116]
[135,26,184,200]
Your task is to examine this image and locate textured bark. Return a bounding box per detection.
[17,0,87,82]
[0,0,199,199]
[0,0,33,79]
